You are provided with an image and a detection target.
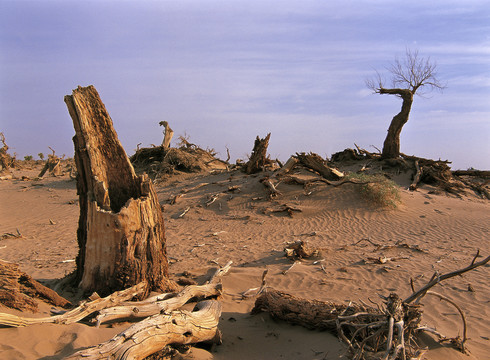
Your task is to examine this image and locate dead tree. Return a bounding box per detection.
[64,85,174,297]
[159,121,174,150]
[366,49,445,159]
[0,132,13,170]
[38,147,62,177]
[245,133,271,174]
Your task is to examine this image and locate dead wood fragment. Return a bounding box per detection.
[262,203,302,217]
[354,238,426,253]
[93,261,231,326]
[0,282,146,327]
[364,256,410,265]
[260,176,281,198]
[0,260,71,312]
[245,133,272,174]
[295,152,344,180]
[284,240,319,259]
[66,300,222,360]
[38,148,62,177]
[274,156,299,177]
[409,160,422,191]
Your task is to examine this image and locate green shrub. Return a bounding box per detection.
[346,173,401,208]
[24,155,33,161]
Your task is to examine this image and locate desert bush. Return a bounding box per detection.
[24,155,33,161]
[347,173,401,208]
[38,153,44,160]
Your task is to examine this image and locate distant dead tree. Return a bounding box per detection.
[366,49,445,159]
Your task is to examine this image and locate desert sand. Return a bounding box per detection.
[0,162,489,360]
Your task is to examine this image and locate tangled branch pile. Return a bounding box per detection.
[252,252,489,360]
[130,137,228,179]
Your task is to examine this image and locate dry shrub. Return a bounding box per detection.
[347,173,401,208]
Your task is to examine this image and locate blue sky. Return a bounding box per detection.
[1,0,489,169]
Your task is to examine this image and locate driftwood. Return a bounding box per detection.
[65,85,174,297]
[0,260,71,313]
[67,300,222,360]
[0,282,147,327]
[295,152,344,180]
[252,253,489,359]
[95,261,232,325]
[245,133,271,174]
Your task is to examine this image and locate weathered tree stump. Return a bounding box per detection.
[64,85,174,297]
[245,133,271,174]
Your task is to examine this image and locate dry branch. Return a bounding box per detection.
[95,261,232,325]
[404,251,490,304]
[0,282,147,327]
[67,300,222,360]
[245,133,271,174]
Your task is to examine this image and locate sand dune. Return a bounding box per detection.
[0,164,488,359]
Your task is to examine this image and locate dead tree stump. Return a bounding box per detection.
[245,133,271,174]
[64,85,174,297]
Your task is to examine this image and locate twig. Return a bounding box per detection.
[282,261,299,275]
[178,207,191,218]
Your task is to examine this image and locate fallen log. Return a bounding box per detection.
[295,152,344,180]
[66,300,222,360]
[284,240,319,259]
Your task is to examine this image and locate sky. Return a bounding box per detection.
[1,0,489,170]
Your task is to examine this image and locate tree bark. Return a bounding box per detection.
[245,133,271,174]
[380,88,413,159]
[64,85,174,297]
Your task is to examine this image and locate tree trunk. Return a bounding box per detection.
[380,89,413,159]
[64,85,174,297]
[245,133,271,174]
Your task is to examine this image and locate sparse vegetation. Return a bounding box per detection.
[347,173,401,208]
[38,152,45,160]
[24,155,33,161]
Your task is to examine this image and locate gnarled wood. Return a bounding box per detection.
[64,85,173,297]
[66,300,222,360]
[245,133,271,174]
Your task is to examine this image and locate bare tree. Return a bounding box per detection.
[366,49,445,159]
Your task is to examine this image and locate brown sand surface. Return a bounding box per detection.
[0,164,489,359]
